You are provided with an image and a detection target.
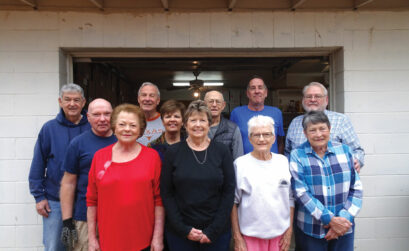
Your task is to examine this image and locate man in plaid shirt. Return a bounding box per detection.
[285,82,364,173]
[289,111,363,251]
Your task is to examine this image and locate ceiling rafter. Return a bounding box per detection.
[291,0,307,11]
[19,0,37,9]
[160,0,169,11]
[89,0,104,11]
[228,0,238,11]
[354,0,374,9]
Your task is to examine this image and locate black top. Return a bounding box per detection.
[160,140,235,242]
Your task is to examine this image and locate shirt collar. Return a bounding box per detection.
[304,140,335,156]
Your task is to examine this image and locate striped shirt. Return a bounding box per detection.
[289,140,363,239]
[285,110,365,167]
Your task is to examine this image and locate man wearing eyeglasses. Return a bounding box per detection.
[204,90,243,160]
[285,82,364,173]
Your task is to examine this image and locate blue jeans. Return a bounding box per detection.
[166,229,231,251]
[295,226,354,251]
[43,200,65,251]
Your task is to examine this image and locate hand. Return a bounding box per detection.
[199,234,211,244]
[88,236,101,251]
[327,217,352,236]
[233,236,247,251]
[354,159,361,173]
[150,236,164,251]
[324,228,340,241]
[279,227,292,251]
[61,218,78,250]
[36,199,51,217]
[187,228,203,242]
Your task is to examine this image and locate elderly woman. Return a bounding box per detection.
[160,100,235,251]
[231,115,294,251]
[149,99,186,160]
[86,104,164,251]
[289,111,363,251]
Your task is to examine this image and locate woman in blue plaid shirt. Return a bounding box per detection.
[289,111,363,251]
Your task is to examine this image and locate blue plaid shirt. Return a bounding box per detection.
[289,141,363,239]
[285,110,365,167]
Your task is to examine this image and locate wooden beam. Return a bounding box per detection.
[160,0,169,11]
[291,0,307,10]
[228,0,237,11]
[89,0,103,10]
[19,0,37,9]
[354,0,374,9]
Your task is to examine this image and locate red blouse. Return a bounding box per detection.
[87,144,162,251]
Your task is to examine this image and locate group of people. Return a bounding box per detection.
[29,76,363,251]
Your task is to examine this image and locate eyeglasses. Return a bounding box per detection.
[304,95,326,100]
[205,99,223,105]
[251,132,273,139]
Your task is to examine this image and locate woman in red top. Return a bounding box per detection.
[87,104,164,251]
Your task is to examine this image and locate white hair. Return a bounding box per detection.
[302,82,328,96]
[247,115,275,137]
[138,82,160,97]
[59,83,84,99]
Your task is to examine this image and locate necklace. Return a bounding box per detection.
[191,147,207,165]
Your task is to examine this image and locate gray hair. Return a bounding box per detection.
[59,83,84,99]
[184,100,212,126]
[138,82,160,97]
[302,111,331,130]
[302,82,328,96]
[247,115,275,137]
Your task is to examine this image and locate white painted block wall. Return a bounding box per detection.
[0,10,408,250]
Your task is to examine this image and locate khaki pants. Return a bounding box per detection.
[73,220,88,251]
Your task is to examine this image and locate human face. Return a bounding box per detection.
[87,100,112,137]
[204,91,226,118]
[304,122,330,150]
[114,111,140,144]
[247,78,267,106]
[302,85,328,112]
[185,112,210,140]
[163,110,183,134]
[249,125,275,154]
[58,92,86,122]
[137,85,160,114]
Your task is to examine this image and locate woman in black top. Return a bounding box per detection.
[160,100,235,251]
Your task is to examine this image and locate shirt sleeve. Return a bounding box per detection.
[61,140,80,174]
[339,115,365,167]
[232,127,244,160]
[289,150,334,225]
[275,109,285,137]
[152,151,163,207]
[284,120,296,158]
[86,155,98,207]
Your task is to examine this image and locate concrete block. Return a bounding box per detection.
[16,138,37,160]
[0,73,59,95]
[0,160,31,182]
[231,13,253,48]
[355,217,376,239]
[344,91,409,113]
[251,12,274,48]
[356,238,409,251]
[374,218,409,238]
[210,13,231,48]
[0,117,38,138]
[103,13,125,47]
[344,70,409,92]
[15,225,43,247]
[0,204,37,225]
[189,13,211,48]
[274,12,294,48]
[0,226,15,247]
[348,112,409,134]
[0,30,59,52]
[344,11,409,30]
[360,175,409,196]
[0,182,15,203]
[7,52,60,73]
[15,182,34,203]
[146,13,168,47]
[362,154,409,175]
[0,139,15,159]
[168,13,189,48]
[36,116,55,133]
[59,12,103,47]
[294,12,315,47]
[123,13,147,47]
[0,11,58,30]
[0,95,14,115]
[359,134,409,155]
[314,12,343,47]
[359,196,409,218]
[13,94,58,116]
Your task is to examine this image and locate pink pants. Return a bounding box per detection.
[243,235,282,251]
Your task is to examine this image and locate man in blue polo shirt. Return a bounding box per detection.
[230,76,285,154]
[59,99,117,250]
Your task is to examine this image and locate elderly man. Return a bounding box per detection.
[137,82,165,146]
[230,76,285,154]
[289,111,363,251]
[59,99,117,250]
[285,82,364,172]
[204,90,243,160]
[29,83,90,251]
